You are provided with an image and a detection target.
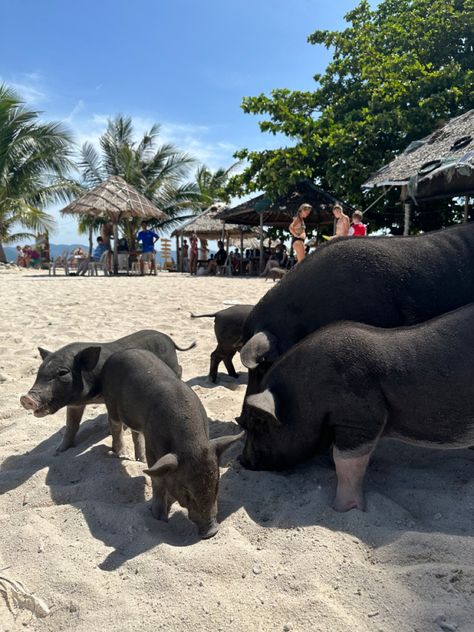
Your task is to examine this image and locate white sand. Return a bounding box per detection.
[0,269,472,632]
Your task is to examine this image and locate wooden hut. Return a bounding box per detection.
[363,109,474,234]
[215,179,354,273]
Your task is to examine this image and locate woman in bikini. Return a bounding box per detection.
[289,203,312,263]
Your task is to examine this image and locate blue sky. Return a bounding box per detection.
[1,0,358,244]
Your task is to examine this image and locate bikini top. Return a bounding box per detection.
[293,219,305,236]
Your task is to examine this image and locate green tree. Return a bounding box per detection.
[78,116,201,246]
[228,0,474,232]
[0,84,75,262]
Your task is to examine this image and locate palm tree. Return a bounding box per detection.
[0,84,76,263]
[78,116,201,247]
[194,163,240,211]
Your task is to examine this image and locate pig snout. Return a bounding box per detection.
[20,392,50,417]
[197,518,219,540]
[20,393,40,411]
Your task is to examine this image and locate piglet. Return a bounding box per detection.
[101,348,243,539]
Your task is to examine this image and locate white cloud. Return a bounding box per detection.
[0,72,47,104]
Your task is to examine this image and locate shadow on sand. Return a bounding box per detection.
[1,414,472,570]
[186,372,248,390]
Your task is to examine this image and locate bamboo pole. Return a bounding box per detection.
[464,196,469,223]
[259,213,264,274]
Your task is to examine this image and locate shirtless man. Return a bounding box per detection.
[331,204,350,238]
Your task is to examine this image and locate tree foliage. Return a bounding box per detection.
[228,0,474,232]
[0,84,76,261]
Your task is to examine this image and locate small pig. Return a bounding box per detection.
[264,267,286,282]
[101,349,243,538]
[191,305,253,382]
[20,330,195,452]
[239,306,474,512]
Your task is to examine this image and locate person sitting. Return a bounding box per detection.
[207,253,217,275]
[16,245,26,267]
[274,243,289,268]
[207,241,228,275]
[23,245,41,268]
[117,237,129,252]
[137,221,159,275]
[78,237,108,275]
[230,248,241,273]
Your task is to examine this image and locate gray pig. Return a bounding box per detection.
[20,330,195,452]
[191,305,253,382]
[101,349,243,538]
[239,305,474,512]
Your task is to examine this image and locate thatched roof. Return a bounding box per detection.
[171,204,256,240]
[363,110,474,200]
[61,175,167,221]
[216,180,354,228]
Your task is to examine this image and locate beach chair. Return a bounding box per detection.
[117,253,130,274]
[88,251,110,276]
[217,254,233,276]
[50,250,70,276]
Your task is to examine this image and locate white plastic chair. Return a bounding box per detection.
[217,254,233,276]
[89,251,110,276]
[50,250,69,276]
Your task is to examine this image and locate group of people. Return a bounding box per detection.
[74,221,160,276]
[289,203,367,263]
[16,245,41,268]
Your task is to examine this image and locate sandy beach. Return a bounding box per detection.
[0,268,472,632]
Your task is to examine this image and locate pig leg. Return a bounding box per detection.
[151,479,173,521]
[131,430,146,462]
[222,350,239,379]
[109,417,132,460]
[209,347,223,382]
[56,405,86,452]
[332,448,372,512]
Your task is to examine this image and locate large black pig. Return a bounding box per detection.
[240,223,474,394]
[239,304,474,511]
[102,349,243,538]
[20,330,195,452]
[191,305,253,382]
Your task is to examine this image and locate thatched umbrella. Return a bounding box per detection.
[61,175,167,273]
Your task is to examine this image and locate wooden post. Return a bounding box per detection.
[88,224,93,258]
[464,196,469,223]
[175,234,180,271]
[113,222,119,274]
[240,227,244,275]
[401,185,410,236]
[259,213,264,275]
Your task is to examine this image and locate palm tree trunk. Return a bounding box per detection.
[0,242,7,264]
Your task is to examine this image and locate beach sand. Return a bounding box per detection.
[0,269,472,632]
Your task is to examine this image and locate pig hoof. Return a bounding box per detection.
[332,497,365,513]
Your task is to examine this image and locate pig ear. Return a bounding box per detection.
[77,346,101,372]
[210,431,245,465]
[245,390,280,425]
[240,330,279,369]
[38,347,51,360]
[143,453,179,477]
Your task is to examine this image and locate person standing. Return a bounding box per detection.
[349,210,367,237]
[289,203,312,263]
[137,221,159,275]
[189,233,199,275]
[181,238,189,272]
[330,204,350,238]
